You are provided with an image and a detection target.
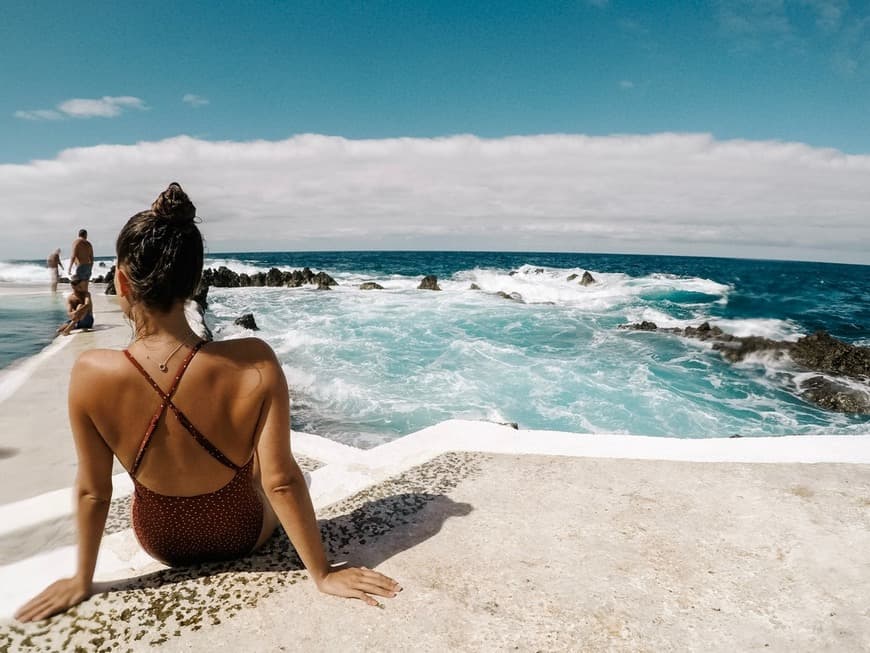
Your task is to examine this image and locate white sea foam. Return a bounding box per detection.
[711,318,803,341]
[0,261,56,284]
[203,257,272,276]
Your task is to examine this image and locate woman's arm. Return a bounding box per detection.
[254,343,401,606]
[15,353,115,622]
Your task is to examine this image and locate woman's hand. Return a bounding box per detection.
[14,577,92,622]
[315,565,402,607]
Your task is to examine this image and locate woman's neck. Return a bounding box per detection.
[131,303,197,343]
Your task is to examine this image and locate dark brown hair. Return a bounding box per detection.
[116,183,203,312]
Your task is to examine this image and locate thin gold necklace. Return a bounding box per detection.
[135,336,195,373]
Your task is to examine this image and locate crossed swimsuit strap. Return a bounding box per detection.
[123,341,241,477]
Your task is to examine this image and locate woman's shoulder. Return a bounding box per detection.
[72,348,127,374]
[200,337,281,368]
[69,348,131,397]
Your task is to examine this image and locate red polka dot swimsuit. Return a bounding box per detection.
[123,341,264,567]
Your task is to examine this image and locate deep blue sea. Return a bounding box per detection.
[3,251,869,445]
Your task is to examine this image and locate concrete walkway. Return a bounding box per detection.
[1,452,869,651]
[0,287,129,503]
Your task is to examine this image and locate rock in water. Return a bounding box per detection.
[418,275,441,290]
[234,313,259,330]
[621,320,658,331]
[266,267,284,287]
[566,274,578,281]
[469,283,481,290]
[790,331,870,379]
[313,271,338,288]
[579,271,596,286]
[799,376,870,414]
[359,282,384,290]
[496,291,524,303]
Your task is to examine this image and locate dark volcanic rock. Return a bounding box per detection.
[211,266,241,288]
[469,283,481,290]
[579,271,596,286]
[619,320,870,414]
[266,267,284,287]
[104,265,116,295]
[201,266,339,290]
[496,291,524,303]
[234,313,259,330]
[799,376,870,414]
[534,268,545,274]
[313,271,338,288]
[712,336,786,363]
[620,320,658,331]
[418,275,441,290]
[791,331,870,379]
[359,282,384,290]
[566,274,578,281]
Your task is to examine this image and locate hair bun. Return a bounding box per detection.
[151,182,196,223]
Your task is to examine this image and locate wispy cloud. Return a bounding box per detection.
[13,109,64,121]
[0,133,867,264]
[13,96,147,121]
[800,0,847,32]
[182,94,209,108]
[715,0,795,52]
[716,0,869,73]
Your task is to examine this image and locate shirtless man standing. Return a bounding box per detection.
[46,248,63,292]
[69,229,94,290]
[56,277,94,336]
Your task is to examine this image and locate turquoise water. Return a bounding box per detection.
[4,251,869,445]
[0,293,67,369]
[201,251,870,445]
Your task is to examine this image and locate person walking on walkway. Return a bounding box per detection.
[69,229,94,291]
[46,248,63,292]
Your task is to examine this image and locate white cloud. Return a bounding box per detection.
[13,109,64,121]
[13,96,146,121]
[182,94,209,108]
[0,133,868,264]
[58,96,146,118]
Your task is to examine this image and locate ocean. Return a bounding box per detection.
[2,251,869,445]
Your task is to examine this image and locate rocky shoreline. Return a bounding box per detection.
[620,321,870,414]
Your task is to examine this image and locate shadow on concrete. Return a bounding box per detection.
[95,493,472,594]
[0,447,18,460]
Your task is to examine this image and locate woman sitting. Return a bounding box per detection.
[17,183,399,622]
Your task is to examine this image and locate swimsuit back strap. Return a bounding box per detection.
[123,341,239,474]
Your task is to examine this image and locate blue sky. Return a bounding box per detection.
[3,0,869,161]
[1,1,869,264]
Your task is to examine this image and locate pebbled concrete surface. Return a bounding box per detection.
[2,453,868,652]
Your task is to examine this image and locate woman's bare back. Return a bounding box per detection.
[78,337,279,496]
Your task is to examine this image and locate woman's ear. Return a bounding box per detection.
[116,266,131,297]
